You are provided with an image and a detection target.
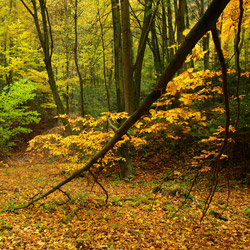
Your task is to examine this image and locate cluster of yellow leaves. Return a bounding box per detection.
[27,113,146,172]
[138,70,224,140]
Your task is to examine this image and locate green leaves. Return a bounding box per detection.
[0,79,40,153]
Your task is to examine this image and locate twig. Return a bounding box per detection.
[54,164,68,178]
[106,115,118,132]
[89,170,109,204]
[172,170,200,218]
[58,188,72,200]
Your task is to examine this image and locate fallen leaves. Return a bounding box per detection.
[0,157,250,249]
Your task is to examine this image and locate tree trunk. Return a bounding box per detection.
[167,0,175,61]
[133,0,154,110]
[176,0,187,72]
[111,0,124,112]
[97,0,111,112]
[120,0,134,115]
[20,0,72,135]
[161,0,168,64]
[150,19,164,76]
[201,0,210,70]
[74,0,85,117]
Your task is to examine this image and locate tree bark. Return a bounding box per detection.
[120,0,134,115]
[20,0,72,134]
[74,0,85,117]
[15,0,230,209]
[111,0,124,112]
[97,0,111,112]
[167,0,175,61]
[201,0,210,70]
[133,0,154,109]
[176,0,187,72]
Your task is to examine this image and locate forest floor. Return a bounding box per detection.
[0,148,250,249]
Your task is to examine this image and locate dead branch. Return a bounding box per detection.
[201,24,230,222]
[89,170,109,205]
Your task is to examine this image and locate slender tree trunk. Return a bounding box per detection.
[65,56,70,114]
[111,0,124,112]
[167,0,175,61]
[161,0,168,64]
[3,0,15,86]
[133,0,154,109]
[120,0,134,115]
[97,0,111,111]
[74,0,85,117]
[20,0,72,135]
[176,0,187,72]
[150,18,164,76]
[201,0,210,69]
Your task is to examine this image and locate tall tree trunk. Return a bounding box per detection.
[161,0,168,64]
[120,0,134,115]
[133,0,154,109]
[97,0,111,112]
[201,0,210,70]
[150,19,164,76]
[111,0,124,112]
[20,0,72,135]
[176,0,186,72]
[74,0,85,117]
[65,55,70,114]
[167,0,175,61]
[3,0,15,87]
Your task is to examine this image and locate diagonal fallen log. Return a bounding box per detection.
[14,0,230,210]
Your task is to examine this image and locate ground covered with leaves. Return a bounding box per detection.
[0,151,250,250]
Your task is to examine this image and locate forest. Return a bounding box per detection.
[0,0,250,249]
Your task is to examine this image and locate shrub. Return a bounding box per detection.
[0,79,40,154]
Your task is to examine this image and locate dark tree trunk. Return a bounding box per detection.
[20,0,72,135]
[133,0,154,109]
[167,0,175,61]
[97,0,111,112]
[120,0,134,115]
[111,0,124,112]
[176,0,187,72]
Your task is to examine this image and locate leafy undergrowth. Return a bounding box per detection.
[0,154,249,249]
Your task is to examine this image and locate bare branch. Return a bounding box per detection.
[106,115,119,132]
[89,170,109,204]
[201,25,230,221]
[20,0,35,17]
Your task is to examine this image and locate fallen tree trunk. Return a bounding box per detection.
[15,0,230,210]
